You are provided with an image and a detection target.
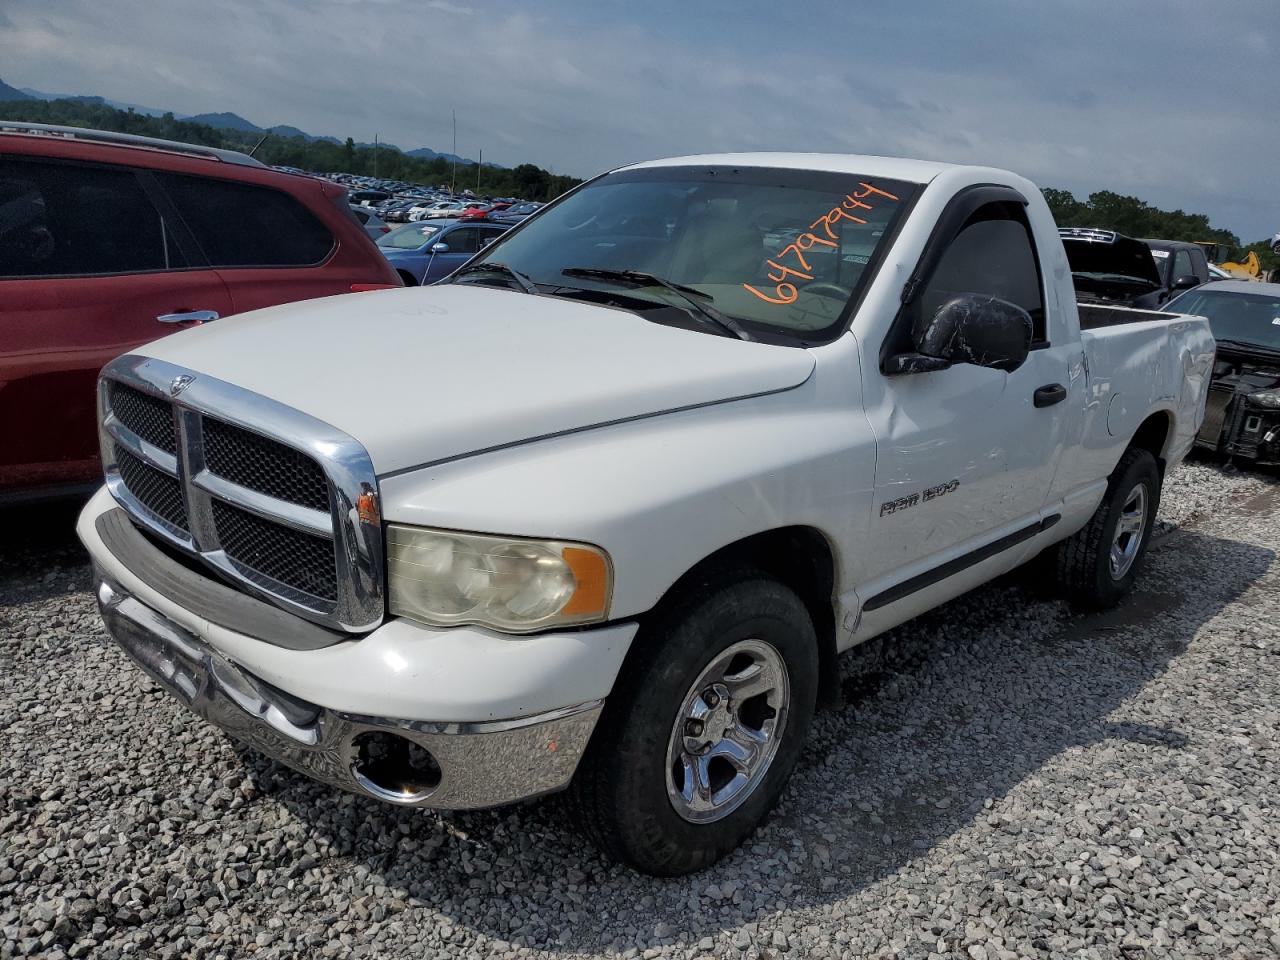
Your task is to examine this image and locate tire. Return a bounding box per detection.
[568,570,818,875]
[397,270,418,287]
[1057,447,1161,609]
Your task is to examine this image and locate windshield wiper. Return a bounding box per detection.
[561,267,754,342]
[453,261,538,295]
[1073,272,1157,287]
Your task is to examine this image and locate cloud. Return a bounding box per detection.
[0,0,1276,239]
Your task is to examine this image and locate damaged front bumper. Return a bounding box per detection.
[1196,390,1280,465]
[95,575,603,808]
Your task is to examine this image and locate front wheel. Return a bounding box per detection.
[1057,447,1161,608]
[568,572,818,875]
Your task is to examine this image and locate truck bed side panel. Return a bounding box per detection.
[1053,315,1214,500]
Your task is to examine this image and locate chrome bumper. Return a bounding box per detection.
[96,576,602,809]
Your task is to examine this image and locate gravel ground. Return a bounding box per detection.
[2,460,1278,960]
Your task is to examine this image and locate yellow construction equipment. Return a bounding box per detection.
[1217,250,1265,281]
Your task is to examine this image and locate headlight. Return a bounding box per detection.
[1249,389,1280,409]
[387,525,612,633]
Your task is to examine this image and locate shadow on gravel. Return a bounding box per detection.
[0,499,92,606]
[229,519,1276,952]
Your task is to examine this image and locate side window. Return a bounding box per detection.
[0,157,185,278]
[1191,248,1209,282]
[479,227,506,250]
[443,227,480,254]
[1172,249,1195,282]
[919,204,1046,342]
[157,173,334,268]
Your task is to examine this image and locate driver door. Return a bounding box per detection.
[857,198,1073,604]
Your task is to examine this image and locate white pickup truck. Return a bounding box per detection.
[78,153,1214,875]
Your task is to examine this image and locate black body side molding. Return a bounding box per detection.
[862,513,1061,612]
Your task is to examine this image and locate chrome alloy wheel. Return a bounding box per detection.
[1109,483,1148,579]
[665,638,790,824]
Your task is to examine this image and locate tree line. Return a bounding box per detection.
[2,98,582,201]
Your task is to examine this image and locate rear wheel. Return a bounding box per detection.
[568,572,818,875]
[1057,447,1161,608]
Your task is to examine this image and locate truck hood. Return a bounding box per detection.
[1061,231,1162,288]
[137,285,815,475]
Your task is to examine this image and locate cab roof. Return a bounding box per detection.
[620,152,969,186]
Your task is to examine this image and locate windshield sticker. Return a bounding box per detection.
[744,182,899,305]
[1149,249,1170,259]
[1273,318,1280,325]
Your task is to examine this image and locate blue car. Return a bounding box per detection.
[377,219,511,286]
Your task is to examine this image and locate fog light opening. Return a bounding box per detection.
[351,731,442,803]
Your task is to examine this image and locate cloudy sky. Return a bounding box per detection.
[3,0,1276,240]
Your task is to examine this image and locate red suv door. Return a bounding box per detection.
[0,155,233,498]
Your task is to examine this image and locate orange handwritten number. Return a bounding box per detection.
[744,282,798,304]
[766,259,814,284]
[745,183,897,308]
[852,182,899,201]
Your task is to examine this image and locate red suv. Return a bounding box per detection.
[0,123,401,503]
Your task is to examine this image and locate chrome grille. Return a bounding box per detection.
[115,445,188,531]
[213,500,338,602]
[99,356,385,632]
[108,382,178,454]
[203,416,331,511]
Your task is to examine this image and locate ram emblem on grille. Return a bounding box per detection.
[169,374,196,397]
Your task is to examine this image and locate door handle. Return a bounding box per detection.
[157,310,220,325]
[1034,383,1067,407]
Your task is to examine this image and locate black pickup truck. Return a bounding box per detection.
[1059,228,1205,309]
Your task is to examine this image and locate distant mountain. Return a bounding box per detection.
[269,124,325,142]
[409,146,500,168]
[16,84,169,116]
[185,111,262,133]
[0,78,36,102]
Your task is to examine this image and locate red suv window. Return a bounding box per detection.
[156,173,334,268]
[0,157,188,278]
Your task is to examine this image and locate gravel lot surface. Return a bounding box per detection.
[2,460,1278,960]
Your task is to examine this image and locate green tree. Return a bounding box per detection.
[1041,186,1245,257]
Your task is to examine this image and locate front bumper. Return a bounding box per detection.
[96,576,602,808]
[1195,396,1280,465]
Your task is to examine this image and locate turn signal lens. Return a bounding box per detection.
[387,525,612,633]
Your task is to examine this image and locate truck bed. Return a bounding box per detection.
[1077,302,1171,330]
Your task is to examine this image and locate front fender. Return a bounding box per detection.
[377,374,876,621]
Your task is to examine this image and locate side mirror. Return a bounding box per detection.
[1172,274,1201,291]
[904,294,1033,373]
[430,242,450,254]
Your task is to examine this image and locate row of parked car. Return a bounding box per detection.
[361,195,540,223]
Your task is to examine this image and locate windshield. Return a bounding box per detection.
[464,166,913,341]
[1164,288,1280,351]
[378,222,442,249]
